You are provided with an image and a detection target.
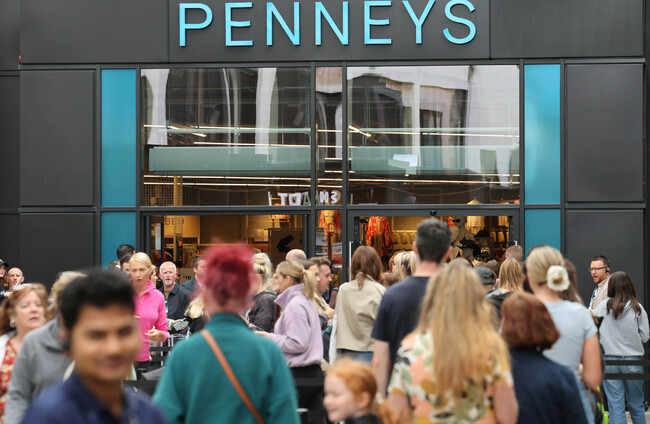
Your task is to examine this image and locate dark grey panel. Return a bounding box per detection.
[0,214,20,270]
[566,64,643,202]
[20,213,94,289]
[20,0,168,64]
[566,210,644,305]
[491,0,643,58]
[0,0,19,70]
[20,71,94,206]
[0,77,19,209]
[170,0,489,62]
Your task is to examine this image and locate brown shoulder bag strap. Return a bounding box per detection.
[200,330,265,424]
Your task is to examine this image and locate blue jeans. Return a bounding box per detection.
[603,355,646,424]
[578,380,596,424]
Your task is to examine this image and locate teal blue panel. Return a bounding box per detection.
[525,65,560,204]
[102,212,136,267]
[525,209,561,253]
[102,69,136,206]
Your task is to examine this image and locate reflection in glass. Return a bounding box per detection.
[347,66,520,204]
[141,68,311,206]
[316,67,343,204]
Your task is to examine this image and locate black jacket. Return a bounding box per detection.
[346,414,383,424]
[159,282,191,321]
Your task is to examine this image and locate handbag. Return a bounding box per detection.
[200,330,265,424]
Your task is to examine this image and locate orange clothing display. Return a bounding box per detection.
[365,217,392,257]
[319,210,341,239]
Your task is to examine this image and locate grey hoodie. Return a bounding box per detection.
[594,299,650,356]
[5,318,72,424]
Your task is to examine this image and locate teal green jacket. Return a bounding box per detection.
[153,313,300,424]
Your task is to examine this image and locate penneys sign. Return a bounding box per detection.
[170,0,488,62]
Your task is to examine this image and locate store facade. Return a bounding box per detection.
[0,0,646,304]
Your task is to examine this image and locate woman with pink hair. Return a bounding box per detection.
[154,243,300,424]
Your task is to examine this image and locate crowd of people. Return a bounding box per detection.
[0,217,647,423]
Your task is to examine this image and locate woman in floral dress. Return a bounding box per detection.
[388,261,518,423]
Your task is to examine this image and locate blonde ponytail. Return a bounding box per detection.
[301,269,318,301]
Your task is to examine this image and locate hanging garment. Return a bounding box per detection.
[365,217,392,257]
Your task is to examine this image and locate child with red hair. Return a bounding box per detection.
[324,358,407,424]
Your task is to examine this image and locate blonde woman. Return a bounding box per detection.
[526,246,601,423]
[247,253,277,332]
[388,262,518,423]
[394,251,416,281]
[184,295,206,334]
[487,258,524,317]
[255,260,324,424]
[129,252,167,370]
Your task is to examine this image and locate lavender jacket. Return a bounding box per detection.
[268,284,323,368]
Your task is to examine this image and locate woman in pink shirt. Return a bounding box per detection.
[129,252,167,371]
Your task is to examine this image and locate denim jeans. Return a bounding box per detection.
[603,355,646,424]
[578,380,596,424]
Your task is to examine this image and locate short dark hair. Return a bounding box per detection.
[414,218,451,263]
[484,260,501,277]
[311,257,331,268]
[591,255,610,269]
[60,270,135,332]
[193,256,204,269]
[118,254,132,269]
[116,244,135,260]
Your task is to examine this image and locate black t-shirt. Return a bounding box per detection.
[371,276,430,366]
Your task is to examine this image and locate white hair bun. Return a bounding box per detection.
[547,265,570,292]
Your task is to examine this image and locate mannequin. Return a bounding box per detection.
[450,217,478,261]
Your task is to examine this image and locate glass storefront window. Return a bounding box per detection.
[354,214,513,265]
[316,67,343,204]
[148,214,305,277]
[347,65,520,204]
[141,68,312,206]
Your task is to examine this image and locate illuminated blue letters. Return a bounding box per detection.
[225,3,253,46]
[267,3,301,45]
[177,0,479,49]
[315,2,349,45]
[179,3,213,47]
[443,0,476,44]
[364,1,392,45]
[402,0,434,44]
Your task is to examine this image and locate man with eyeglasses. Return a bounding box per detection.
[588,255,611,312]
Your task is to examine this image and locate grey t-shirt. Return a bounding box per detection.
[543,301,598,380]
[594,300,649,356]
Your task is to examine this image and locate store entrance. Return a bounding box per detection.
[144,214,306,283]
[347,210,520,278]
